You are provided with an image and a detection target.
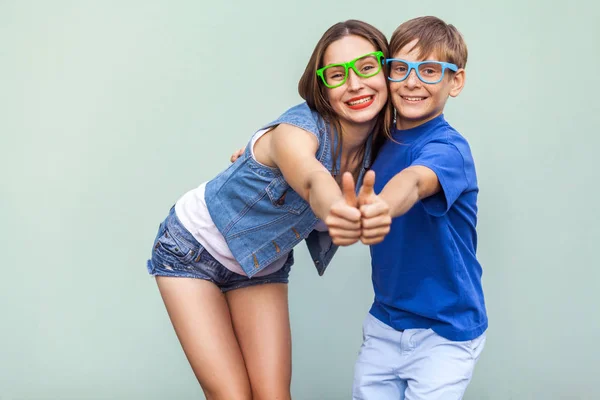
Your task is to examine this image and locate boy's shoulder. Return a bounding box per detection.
[421,116,464,142]
[418,116,473,158]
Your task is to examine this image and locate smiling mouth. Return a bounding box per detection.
[346,95,374,110]
[348,96,372,105]
[402,96,427,102]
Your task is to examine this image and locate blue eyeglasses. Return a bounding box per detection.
[385,59,458,84]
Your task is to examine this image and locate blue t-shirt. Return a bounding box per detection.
[369,114,487,341]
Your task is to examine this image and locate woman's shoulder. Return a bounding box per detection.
[277,102,321,123]
[262,102,327,138]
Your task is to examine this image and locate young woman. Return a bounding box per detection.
[147,20,392,400]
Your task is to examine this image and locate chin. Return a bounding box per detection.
[352,112,380,125]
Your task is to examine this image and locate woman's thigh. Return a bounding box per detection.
[226,282,292,400]
[156,276,252,400]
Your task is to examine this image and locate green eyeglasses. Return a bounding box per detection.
[316,51,384,89]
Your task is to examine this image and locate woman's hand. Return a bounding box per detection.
[324,172,362,246]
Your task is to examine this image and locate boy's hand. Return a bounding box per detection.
[357,170,392,245]
[325,172,361,246]
[230,147,244,163]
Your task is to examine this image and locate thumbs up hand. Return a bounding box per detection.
[357,170,376,207]
[357,170,392,245]
[324,172,362,246]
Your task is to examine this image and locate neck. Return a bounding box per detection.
[339,119,374,153]
[337,119,373,172]
[396,111,442,130]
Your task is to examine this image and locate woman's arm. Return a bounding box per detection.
[268,124,361,246]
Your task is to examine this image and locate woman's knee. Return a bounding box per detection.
[203,381,252,400]
[251,384,291,400]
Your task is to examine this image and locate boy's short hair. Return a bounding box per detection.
[389,16,468,69]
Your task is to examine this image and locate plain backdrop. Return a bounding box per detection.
[1,0,599,399]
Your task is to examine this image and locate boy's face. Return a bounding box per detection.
[390,39,465,130]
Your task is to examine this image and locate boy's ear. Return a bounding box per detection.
[449,68,465,97]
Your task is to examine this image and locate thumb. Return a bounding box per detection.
[358,170,376,204]
[342,171,357,207]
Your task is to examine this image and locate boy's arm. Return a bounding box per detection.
[378,165,441,218]
[361,140,469,224]
[360,166,441,229]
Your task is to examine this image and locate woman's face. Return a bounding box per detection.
[322,35,388,134]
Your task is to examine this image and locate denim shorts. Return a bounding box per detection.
[146,207,293,292]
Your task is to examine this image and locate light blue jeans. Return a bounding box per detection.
[353,313,486,400]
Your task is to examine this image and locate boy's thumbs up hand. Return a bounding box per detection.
[357,170,376,206]
[357,171,392,245]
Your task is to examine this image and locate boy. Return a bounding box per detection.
[352,16,488,400]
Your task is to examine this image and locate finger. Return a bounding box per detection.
[328,227,361,240]
[326,218,361,231]
[324,206,361,230]
[329,203,361,222]
[342,172,357,207]
[360,201,390,219]
[332,236,360,246]
[361,225,391,240]
[361,215,392,230]
[358,170,376,204]
[360,235,386,245]
[230,148,244,162]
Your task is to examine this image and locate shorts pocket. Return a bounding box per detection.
[154,224,196,264]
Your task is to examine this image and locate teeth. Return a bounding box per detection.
[404,97,425,101]
[348,96,372,106]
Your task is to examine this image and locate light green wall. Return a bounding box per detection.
[1,1,599,399]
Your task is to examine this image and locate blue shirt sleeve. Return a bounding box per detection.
[411,141,469,217]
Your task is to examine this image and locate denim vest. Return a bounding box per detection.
[205,102,373,278]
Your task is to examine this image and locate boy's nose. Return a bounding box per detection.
[405,69,421,87]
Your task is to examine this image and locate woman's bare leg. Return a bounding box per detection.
[156,276,252,400]
[226,283,292,400]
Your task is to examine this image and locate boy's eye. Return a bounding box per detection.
[418,63,443,77]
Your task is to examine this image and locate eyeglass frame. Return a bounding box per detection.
[385,59,458,84]
[316,51,385,89]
